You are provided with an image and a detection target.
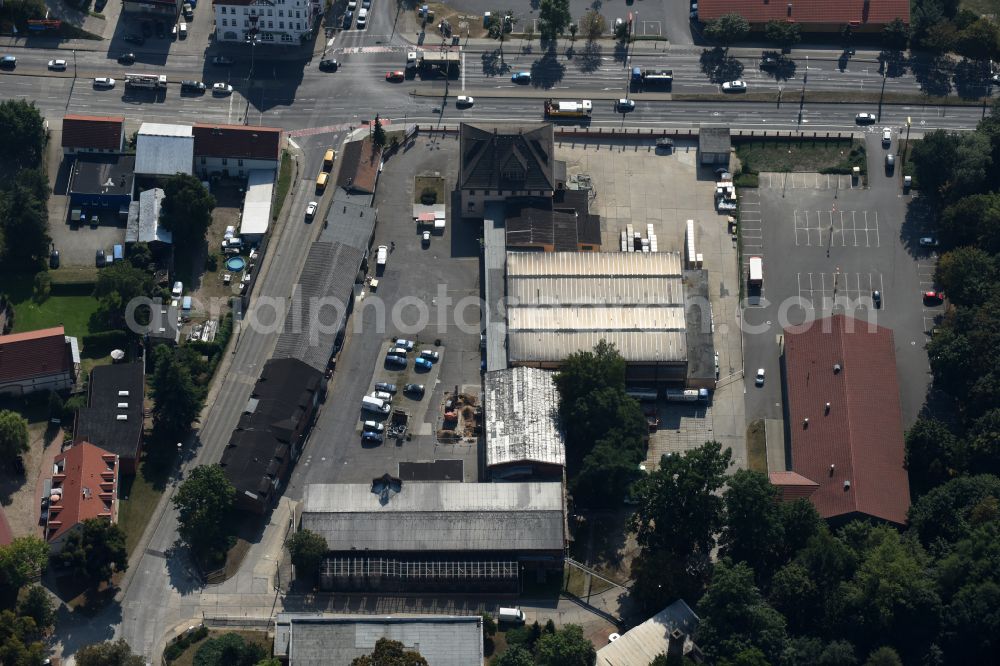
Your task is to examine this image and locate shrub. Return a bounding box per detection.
[81,330,128,357]
[32,272,51,303]
[62,394,86,423]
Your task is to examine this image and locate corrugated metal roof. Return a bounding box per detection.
[507,250,682,277]
[301,482,564,552]
[135,123,193,176]
[596,600,699,666]
[509,306,686,332]
[485,367,565,468]
[240,169,274,236]
[509,276,685,306]
[509,331,686,364]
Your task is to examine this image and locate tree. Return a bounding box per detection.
[954,18,1000,63]
[372,115,386,150]
[150,344,203,440]
[950,132,993,201]
[492,646,534,666]
[613,20,629,42]
[0,410,29,459]
[967,409,1000,475]
[538,0,571,42]
[56,519,128,587]
[579,9,606,41]
[193,632,267,666]
[882,18,910,51]
[0,174,49,268]
[908,474,1000,548]
[76,639,146,666]
[0,536,49,595]
[864,647,903,666]
[351,637,428,666]
[695,560,787,664]
[935,246,997,307]
[764,20,802,50]
[172,464,235,558]
[720,470,784,580]
[904,417,962,496]
[703,13,750,47]
[534,624,596,666]
[940,192,1000,251]
[0,99,47,173]
[93,260,154,329]
[285,529,327,580]
[17,585,55,633]
[911,130,960,200]
[570,433,644,509]
[487,11,516,64]
[160,173,216,246]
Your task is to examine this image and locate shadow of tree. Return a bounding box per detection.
[953,58,990,100]
[700,46,744,84]
[480,49,510,76]
[912,55,953,96]
[762,57,797,82]
[576,40,602,73]
[879,49,908,78]
[612,40,627,64]
[530,48,566,89]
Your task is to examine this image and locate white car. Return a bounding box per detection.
[722,80,747,92]
[394,338,415,351]
[882,128,892,147]
[47,59,67,71]
[456,95,474,108]
[419,349,439,362]
[305,201,318,218]
[855,112,876,124]
[348,0,357,8]
[171,281,183,298]
[213,82,233,94]
[93,77,115,88]
[755,368,765,386]
[422,230,431,244]
[919,236,938,247]
[362,420,384,432]
[615,98,636,112]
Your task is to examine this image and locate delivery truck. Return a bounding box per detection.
[748,256,763,287]
[125,73,168,89]
[543,99,592,118]
[664,388,710,402]
[631,67,673,89]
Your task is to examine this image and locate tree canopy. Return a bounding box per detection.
[538,0,571,41]
[534,624,595,666]
[76,639,146,666]
[150,344,204,441]
[0,410,29,460]
[579,10,606,41]
[351,637,428,666]
[764,20,802,49]
[193,632,267,666]
[160,173,216,245]
[172,465,236,559]
[56,519,128,587]
[285,529,327,580]
[703,13,750,47]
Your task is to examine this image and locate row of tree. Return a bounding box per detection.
[0,99,50,271]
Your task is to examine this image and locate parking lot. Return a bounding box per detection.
[741,132,936,443]
[287,132,483,495]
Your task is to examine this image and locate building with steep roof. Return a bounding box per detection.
[192,123,282,179]
[126,188,173,246]
[485,367,565,479]
[62,115,125,155]
[778,314,910,525]
[336,137,383,195]
[698,0,909,32]
[44,442,119,550]
[505,189,602,252]
[0,327,77,397]
[73,363,145,474]
[135,123,194,177]
[597,599,701,665]
[459,123,561,216]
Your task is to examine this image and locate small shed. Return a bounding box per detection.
[698,127,731,166]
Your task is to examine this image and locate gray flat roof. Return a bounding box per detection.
[274,614,484,666]
[485,367,565,468]
[301,481,565,552]
[483,202,508,372]
[135,123,193,176]
[321,192,377,252]
[240,169,274,237]
[698,127,731,154]
[684,270,715,384]
[68,154,135,197]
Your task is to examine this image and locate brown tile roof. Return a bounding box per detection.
[336,137,382,194]
[192,124,282,161]
[460,123,555,192]
[782,315,910,525]
[62,115,124,151]
[699,0,909,25]
[769,471,820,501]
[46,442,119,543]
[0,327,72,385]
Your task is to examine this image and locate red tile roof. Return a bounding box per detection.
[0,327,72,385]
[336,137,382,194]
[769,471,820,501]
[192,123,282,161]
[46,442,118,543]
[781,315,910,525]
[62,115,124,151]
[698,0,909,26]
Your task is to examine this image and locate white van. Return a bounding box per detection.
[372,390,393,401]
[357,7,368,27]
[498,607,525,625]
[361,395,390,414]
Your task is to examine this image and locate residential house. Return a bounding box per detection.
[505,189,601,252]
[335,137,382,195]
[192,123,282,178]
[0,327,78,397]
[73,363,145,474]
[213,0,319,45]
[61,115,125,155]
[44,442,119,552]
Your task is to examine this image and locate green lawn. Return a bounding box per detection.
[736,139,866,175]
[272,151,294,221]
[118,467,164,556]
[747,420,768,473]
[5,273,101,342]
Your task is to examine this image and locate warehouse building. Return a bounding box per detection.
[485,367,565,480]
[302,477,565,592]
[505,251,690,384]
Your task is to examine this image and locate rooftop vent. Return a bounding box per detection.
[116,414,128,421]
[118,390,129,396]
[833,364,842,373]
[844,480,851,490]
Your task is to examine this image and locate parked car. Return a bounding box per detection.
[181,80,206,92]
[388,347,409,357]
[385,354,407,367]
[885,153,895,173]
[361,431,383,444]
[49,249,59,269]
[855,112,876,124]
[363,420,384,432]
[372,390,393,401]
[414,357,433,371]
[755,368,765,386]
[213,82,233,94]
[615,98,636,112]
[182,2,194,18]
[342,10,353,28]
[374,382,397,394]
[47,59,67,71]
[422,230,431,245]
[511,71,531,83]
[923,291,944,304]
[655,137,674,151]
[319,58,339,71]
[919,236,938,247]
[118,52,135,65]
[882,127,892,147]
[93,77,116,88]
[171,281,183,298]
[872,290,881,308]
[722,80,747,92]
[385,70,404,82]
[456,95,474,108]
[404,383,425,398]
[211,55,234,65]
[96,249,106,267]
[179,23,187,38]
[394,338,415,351]
[305,201,318,219]
[0,55,16,68]
[419,349,439,362]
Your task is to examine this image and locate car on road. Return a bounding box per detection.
[181,80,206,92]
[342,10,353,28]
[615,98,635,112]
[511,71,531,83]
[212,82,233,94]
[124,33,145,45]
[855,112,876,124]
[49,249,59,269]
[305,201,318,219]
[211,55,234,65]
[319,58,339,71]
[924,291,944,304]
[385,354,407,367]
[363,420,384,432]
[47,59,67,71]
[872,290,881,308]
[722,80,747,92]
[882,127,892,146]
[919,236,939,247]
[374,382,397,394]
[755,368,765,386]
[760,51,780,69]
[117,52,135,65]
[419,349,439,362]
[93,77,116,88]
[385,70,404,82]
[361,431,383,444]
[171,281,183,298]
[0,55,16,68]
[96,249,106,267]
[885,153,895,173]
[394,338,415,351]
[404,383,424,398]
[414,357,433,371]
[456,95,474,108]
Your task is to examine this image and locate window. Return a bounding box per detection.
[278,9,283,16]
[279,21,284,28]
[268,20,273,27]
[267,8,273,15]
[469,190,476,195]
[244,20,249,27]
[295,10,300,17]
[222,158,228,165]
[281,33,292,41]
[243,7,247,13]
[221,18,227,26]
[238,159,244,166]
[201,157,206,164]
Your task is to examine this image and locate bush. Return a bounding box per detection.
[81,330,128,357]
[205,254,219,272]
[62,394,86,423]
[32,272,51,303]
[734,172,759,187]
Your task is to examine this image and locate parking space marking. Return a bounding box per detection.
[740,189,766,306]
[761,172,858,190]
[640,20,662,36]
[797,271,884,311]
[794,209,881,248]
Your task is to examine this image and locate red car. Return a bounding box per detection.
[923,291,944,304]
[385,70,404,82]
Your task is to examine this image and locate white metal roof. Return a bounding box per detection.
[507,250,683,278]
[508,276,685,306]
[509,331,687,364]
[138,122,192,137]
[485,367,565,468]
[596,600,700,666]
[508,306,687,332]
[240,169,274,236]
[135,123,193,176]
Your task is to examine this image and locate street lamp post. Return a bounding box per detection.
[900,117,912,170]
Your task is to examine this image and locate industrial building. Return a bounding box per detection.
[66,154,135,213]
[302,477,565,592]
[596,599,701,665]
[135,123,194,177]
[73,363,145,474]
[484,367,565,479]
